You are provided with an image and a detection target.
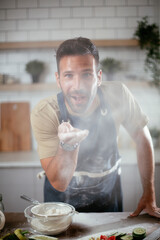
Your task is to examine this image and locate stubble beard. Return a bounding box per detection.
[64,88,97,115]
[65,93,89,114]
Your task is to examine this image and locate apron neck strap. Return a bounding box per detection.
[97,87,108,116]
[57,92,68,123]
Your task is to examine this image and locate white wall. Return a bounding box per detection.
[0,0,156,42]
[0,0,157,84]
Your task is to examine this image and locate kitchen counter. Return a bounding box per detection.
[0,151,41,168]
[0,149,160,168]
[1,212,160,240]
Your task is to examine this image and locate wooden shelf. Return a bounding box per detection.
[0,81,151,92]
[0,39,139,50]
[0,82,59,91]
[93,39,139,47]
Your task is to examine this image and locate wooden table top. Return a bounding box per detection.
[1,212,160,240]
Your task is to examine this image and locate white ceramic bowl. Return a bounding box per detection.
[24,202,75,235]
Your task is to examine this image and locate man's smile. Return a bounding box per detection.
[71,95,87,104]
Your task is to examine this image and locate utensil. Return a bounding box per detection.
[143,227,160,240]
[20,195,40,205]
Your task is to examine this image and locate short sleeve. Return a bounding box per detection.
[121,83,149,135]
[31,97,60,159]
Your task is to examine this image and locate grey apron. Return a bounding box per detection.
[44,88,123,212]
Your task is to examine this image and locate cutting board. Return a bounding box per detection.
[0,102,31,151]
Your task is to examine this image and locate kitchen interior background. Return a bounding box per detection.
[0,0,160,212]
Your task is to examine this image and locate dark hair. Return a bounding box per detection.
[56,37,99,72]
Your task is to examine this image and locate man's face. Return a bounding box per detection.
[55,55,102,115]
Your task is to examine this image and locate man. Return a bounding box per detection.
[31,37,160,217]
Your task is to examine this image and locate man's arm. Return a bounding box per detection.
[41,146,79,192]
[41,122,89,192]
[130,125,160,218]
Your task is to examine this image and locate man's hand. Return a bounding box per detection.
[58,121,89,145]
[41,122,89,191]
[130,194,160,218]
[130,126,160,219]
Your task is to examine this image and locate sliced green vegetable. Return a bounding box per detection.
[14,229,27,240]
[28,235,58,240]
[114,232,126,237]
[120,235,133,240]
[0,233,19,240]
[132,227,146,239]
[0,233,11,240]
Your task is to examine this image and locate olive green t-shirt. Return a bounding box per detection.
[31,81,148,159]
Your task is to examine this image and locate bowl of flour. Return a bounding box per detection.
[24,202,76,235]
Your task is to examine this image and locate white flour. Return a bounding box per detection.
[31,216,71,235]
[30,203,74,235]
[44,206,71,216]
[32,204,71,217]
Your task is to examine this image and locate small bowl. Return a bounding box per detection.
[24,202,75,235]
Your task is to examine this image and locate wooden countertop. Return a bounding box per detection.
[1,212,160,240]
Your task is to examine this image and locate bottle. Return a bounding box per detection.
[0,210,5,230]
[0,194,4,212]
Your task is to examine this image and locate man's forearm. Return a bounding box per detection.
[134,126,155,198]
[41,145,79,191]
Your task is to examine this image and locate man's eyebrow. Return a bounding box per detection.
[63,70,74,74]
[82,69,93,72]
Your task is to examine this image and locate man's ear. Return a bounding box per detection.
[97,69,102,87]
[55,72,60,88]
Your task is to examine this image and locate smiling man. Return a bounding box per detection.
[56,54,100,114]
[31,37,160,217]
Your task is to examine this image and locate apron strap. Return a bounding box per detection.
[97,87,109,116]
[57,92,68,123]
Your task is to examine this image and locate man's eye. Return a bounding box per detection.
[64,74,73,79]
[83,73,92,79]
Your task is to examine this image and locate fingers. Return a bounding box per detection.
[58,122,73,133]
[58,122,89,145]
[129,207,143,217]
[68,130,89,144]
[148,211,160,218]
[146,207,160,218]
[58,129,89,144]
[129,200,145,217]
[130,205,160,219]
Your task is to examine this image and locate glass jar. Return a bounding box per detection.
[0,194,4,212]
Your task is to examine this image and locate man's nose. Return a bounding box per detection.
[73,76,84,90]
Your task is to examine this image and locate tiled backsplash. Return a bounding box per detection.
[0,0,157,42]
[0,0,158,84]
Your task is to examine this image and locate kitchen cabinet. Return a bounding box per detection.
[0,150,160,212]
[0,167,44,212]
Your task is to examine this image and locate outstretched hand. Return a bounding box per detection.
[130,194,160,218]
[58,121,89,145]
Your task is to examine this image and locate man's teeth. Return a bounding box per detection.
[73,96,85,99]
